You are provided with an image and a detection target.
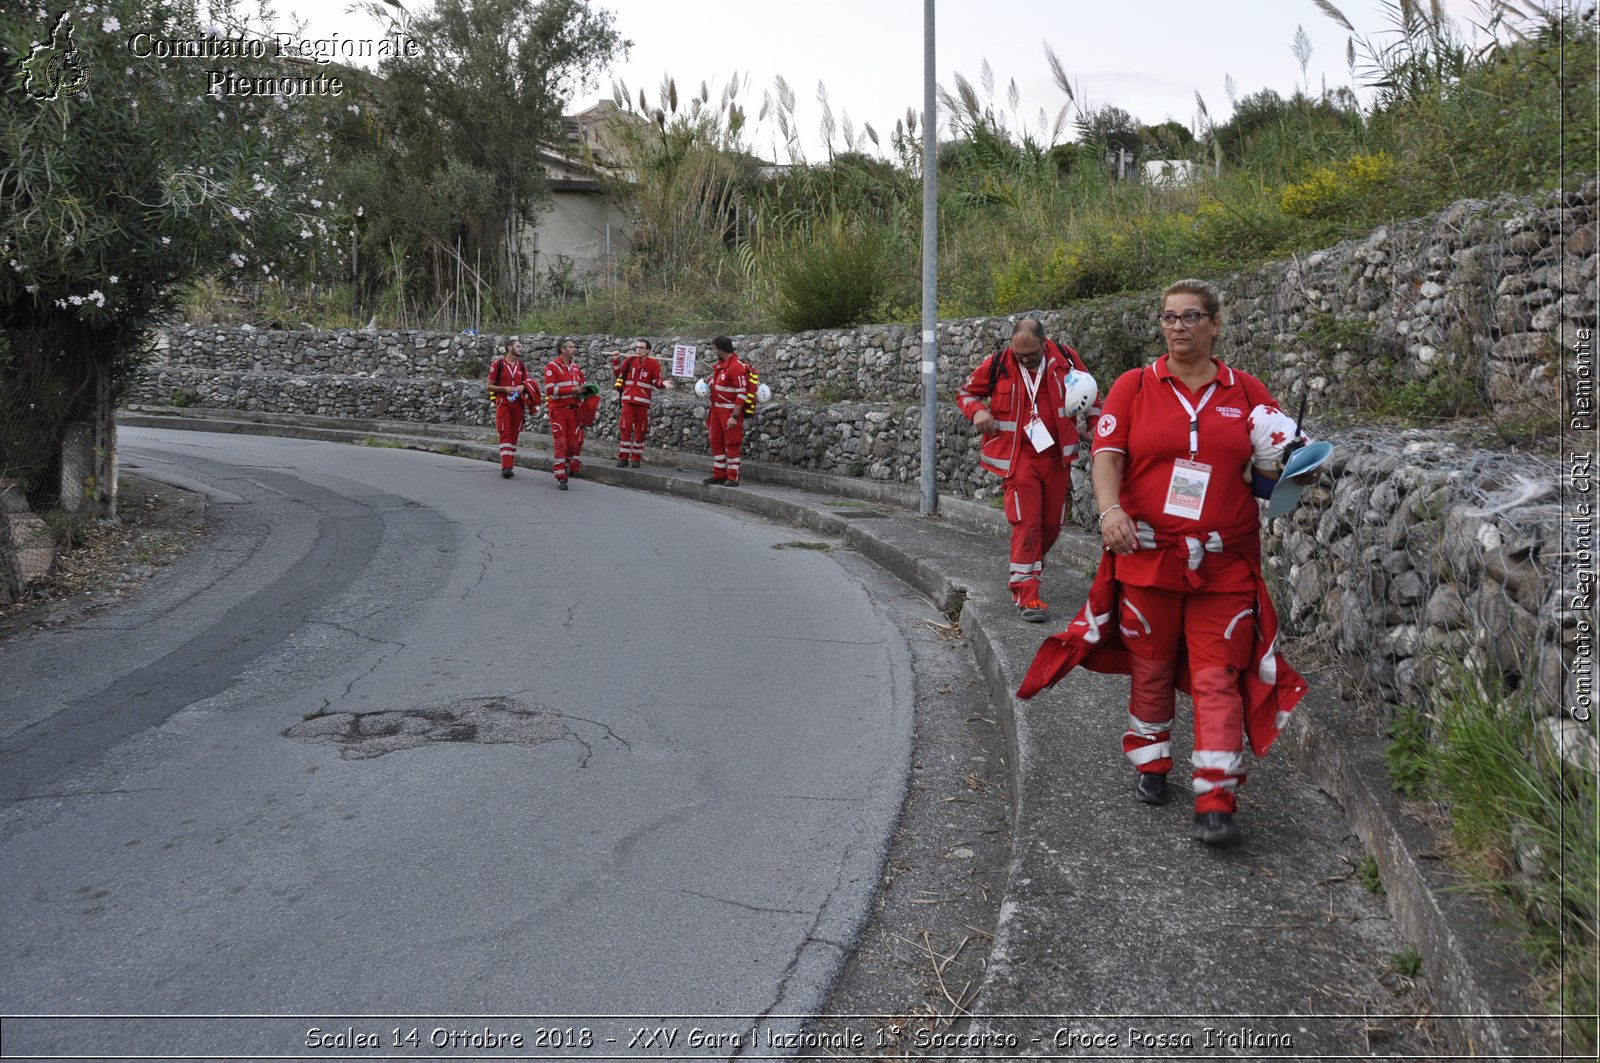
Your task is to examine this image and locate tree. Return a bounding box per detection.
[1139,120,1195,159]
[342,0,626,315]
[1075,104,1142,158]
[1,0,347,509]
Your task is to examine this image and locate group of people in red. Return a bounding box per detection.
[486,280,1312,847]
[962,280,1317,847]
[486,333,759,489]
[485,335,597,490]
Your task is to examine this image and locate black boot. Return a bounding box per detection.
[1192,811,1242,846]
[1135,772,1170,805]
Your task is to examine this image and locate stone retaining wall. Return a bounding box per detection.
[125,185,1596,740]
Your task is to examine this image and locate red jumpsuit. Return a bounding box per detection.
[488,356,539,473]
[1092,355,1283,814]
[614,355,665,465]
[706,355,758,483]
[956,340,1097,608]
[544,357,587,482]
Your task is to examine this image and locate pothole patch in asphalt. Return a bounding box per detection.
[284,695,567,759]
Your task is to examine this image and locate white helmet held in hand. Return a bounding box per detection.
[694,377,709,399]
[1062,370,1097,416]
[1247,403,1302,465]
[756,382,772,403]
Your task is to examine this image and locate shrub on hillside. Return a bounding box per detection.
[1279,152,1398,219]
[772,223,889,331]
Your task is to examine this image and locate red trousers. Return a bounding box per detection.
[549,406,583,480]
[1118,583,1256,813]
[1003,448,1070,604]
[494,401,525,471]
[618,403,650,461]
[708,414,745,482]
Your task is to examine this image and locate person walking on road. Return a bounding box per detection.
[487,336,539,479]
[611,338,670,468]
[956,318,1098,623]
[702,336,758,486]
[544,337,588,489]
[1017,279,1314,848]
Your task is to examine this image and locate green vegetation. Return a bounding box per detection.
[1359,854,1386,895]
[1390,944,1424,978]
[1385,703,1434,795]
[502,3,1594,336]
[1384,668,1598,1053]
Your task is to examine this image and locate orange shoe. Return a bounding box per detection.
[1018,597,1049,623]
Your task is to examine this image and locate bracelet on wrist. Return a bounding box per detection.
[1097,503,1123,526]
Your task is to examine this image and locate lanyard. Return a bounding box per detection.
[1164,379,1218,458]
[1017,358,1044,419]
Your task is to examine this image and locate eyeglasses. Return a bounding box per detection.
[1158,311,1212,330]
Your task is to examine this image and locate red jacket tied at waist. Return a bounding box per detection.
[1017,545,1307,756]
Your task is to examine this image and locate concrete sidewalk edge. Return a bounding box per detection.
[116,408,1555,1057]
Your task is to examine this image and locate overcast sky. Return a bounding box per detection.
[300,0,1491,161]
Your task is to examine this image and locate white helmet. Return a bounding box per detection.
[694,378,709,399]
[755,382,772,403]
[1062,370,1097,416]
[1246,403,1301,465]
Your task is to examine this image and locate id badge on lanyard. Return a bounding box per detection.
[1164,458,1212,520]
[1019,361,1054,453]
[1163,379,1218,520]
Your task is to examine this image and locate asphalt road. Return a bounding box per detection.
[0,428,917,1059]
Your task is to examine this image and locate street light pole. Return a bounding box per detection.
[919,0,939,516]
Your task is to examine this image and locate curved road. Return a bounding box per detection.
[0,428,916,1058]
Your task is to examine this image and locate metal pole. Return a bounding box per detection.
[919,0,939,516]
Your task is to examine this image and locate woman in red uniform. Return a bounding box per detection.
[1090,279,1304,846]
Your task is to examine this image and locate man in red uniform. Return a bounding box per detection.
[544,337,587,490]
[487,336,539,478]
[702,335,758,486]
[611,338,669,468]
[957,318,1097,623]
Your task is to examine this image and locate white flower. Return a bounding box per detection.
[67,294,84,306]
[310,198,322,208]
[25,284,38,294]
[299,229,312,239]
[346,104,360,114]
[161,236,171,245]
[102,16,120,32]
[56,298,68,308]
[230,206,245,220]
[356,206,364,217]
[87,290,106,306]
[229,252,246,267]
[108,275,119,284]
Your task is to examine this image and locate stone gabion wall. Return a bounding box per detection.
[1262,433,1579,737]
[125,184,1595,737]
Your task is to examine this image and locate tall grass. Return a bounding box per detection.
[1412,668,1598,1055]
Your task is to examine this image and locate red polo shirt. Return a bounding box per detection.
[1092,355,1276,592]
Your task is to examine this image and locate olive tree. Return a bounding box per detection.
[1,0,348,510]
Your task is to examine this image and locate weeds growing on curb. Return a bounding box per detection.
[1385,667,1598,1053]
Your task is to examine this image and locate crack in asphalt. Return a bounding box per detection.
[663,886,810,917]
[459,527,495,600]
